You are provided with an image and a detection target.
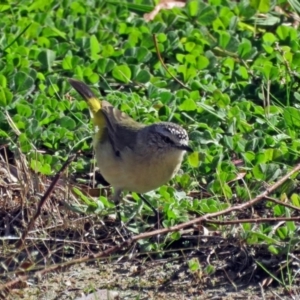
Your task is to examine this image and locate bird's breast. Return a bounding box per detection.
[94,140,185,193]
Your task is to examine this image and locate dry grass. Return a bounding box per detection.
[0,146,299,299]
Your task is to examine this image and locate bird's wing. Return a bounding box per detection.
[68,79,143,154]
[101,101,143,153]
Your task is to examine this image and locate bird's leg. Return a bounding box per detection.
[114,190,159,227]
[138,193,159,226]
[113,188,123,222]
[113,189,133,238]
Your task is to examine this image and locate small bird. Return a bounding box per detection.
[68,79,192,219]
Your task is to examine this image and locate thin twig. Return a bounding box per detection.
[264,196,300,212]
[205,216,300,225]
[152,34,190,90]
[15,154,77,249]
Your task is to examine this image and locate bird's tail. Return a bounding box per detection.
[68,79,106,130]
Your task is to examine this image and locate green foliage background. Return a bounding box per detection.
[1,0,300,249]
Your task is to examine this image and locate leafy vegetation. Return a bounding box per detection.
[1,0,300,297]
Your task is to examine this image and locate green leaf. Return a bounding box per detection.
[97,58,116,74]
[13,72,34,94]
[112,65,131,83]
[158,91,172,103]
[102,44,114,58]
[59,116,76,130]
[291,194,300,207]
[18,133,32,153]
[188,152,198,168]
[135,69,151,83]
[188,258,200,272]
[62,56,73,70]
[250,0,270,13]
[38,50,56,70]
[286,221,296,232]
[276,25,297,40]
[43,26,66,39]
[16,103,32,117]
[198,5,217,25]
[268,245,279,255]
[187,0,199,17]
[179,98,197,111]
[0,87,13,107]
[72,187,98,210]
[0,5,10,12]
[197,55,209,69]
[90,35,100,60]
[170,231,181,240]
[284,107,300,129]
[30,159,52,175]
[0,75,7,87]
[136,47,152,63]
[273,204,284,216]
[218,31,231,49]
[276,226,288,239]
[288,0,300,13]
[263,32,277,44]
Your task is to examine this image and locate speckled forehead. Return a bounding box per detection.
[165,124,188,140]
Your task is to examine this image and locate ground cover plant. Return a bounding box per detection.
[0,0,300,298]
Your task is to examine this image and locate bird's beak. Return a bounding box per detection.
[179,144,193,153]
[185,145,193,153]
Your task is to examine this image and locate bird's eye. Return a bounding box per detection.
[162,136,172,144]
